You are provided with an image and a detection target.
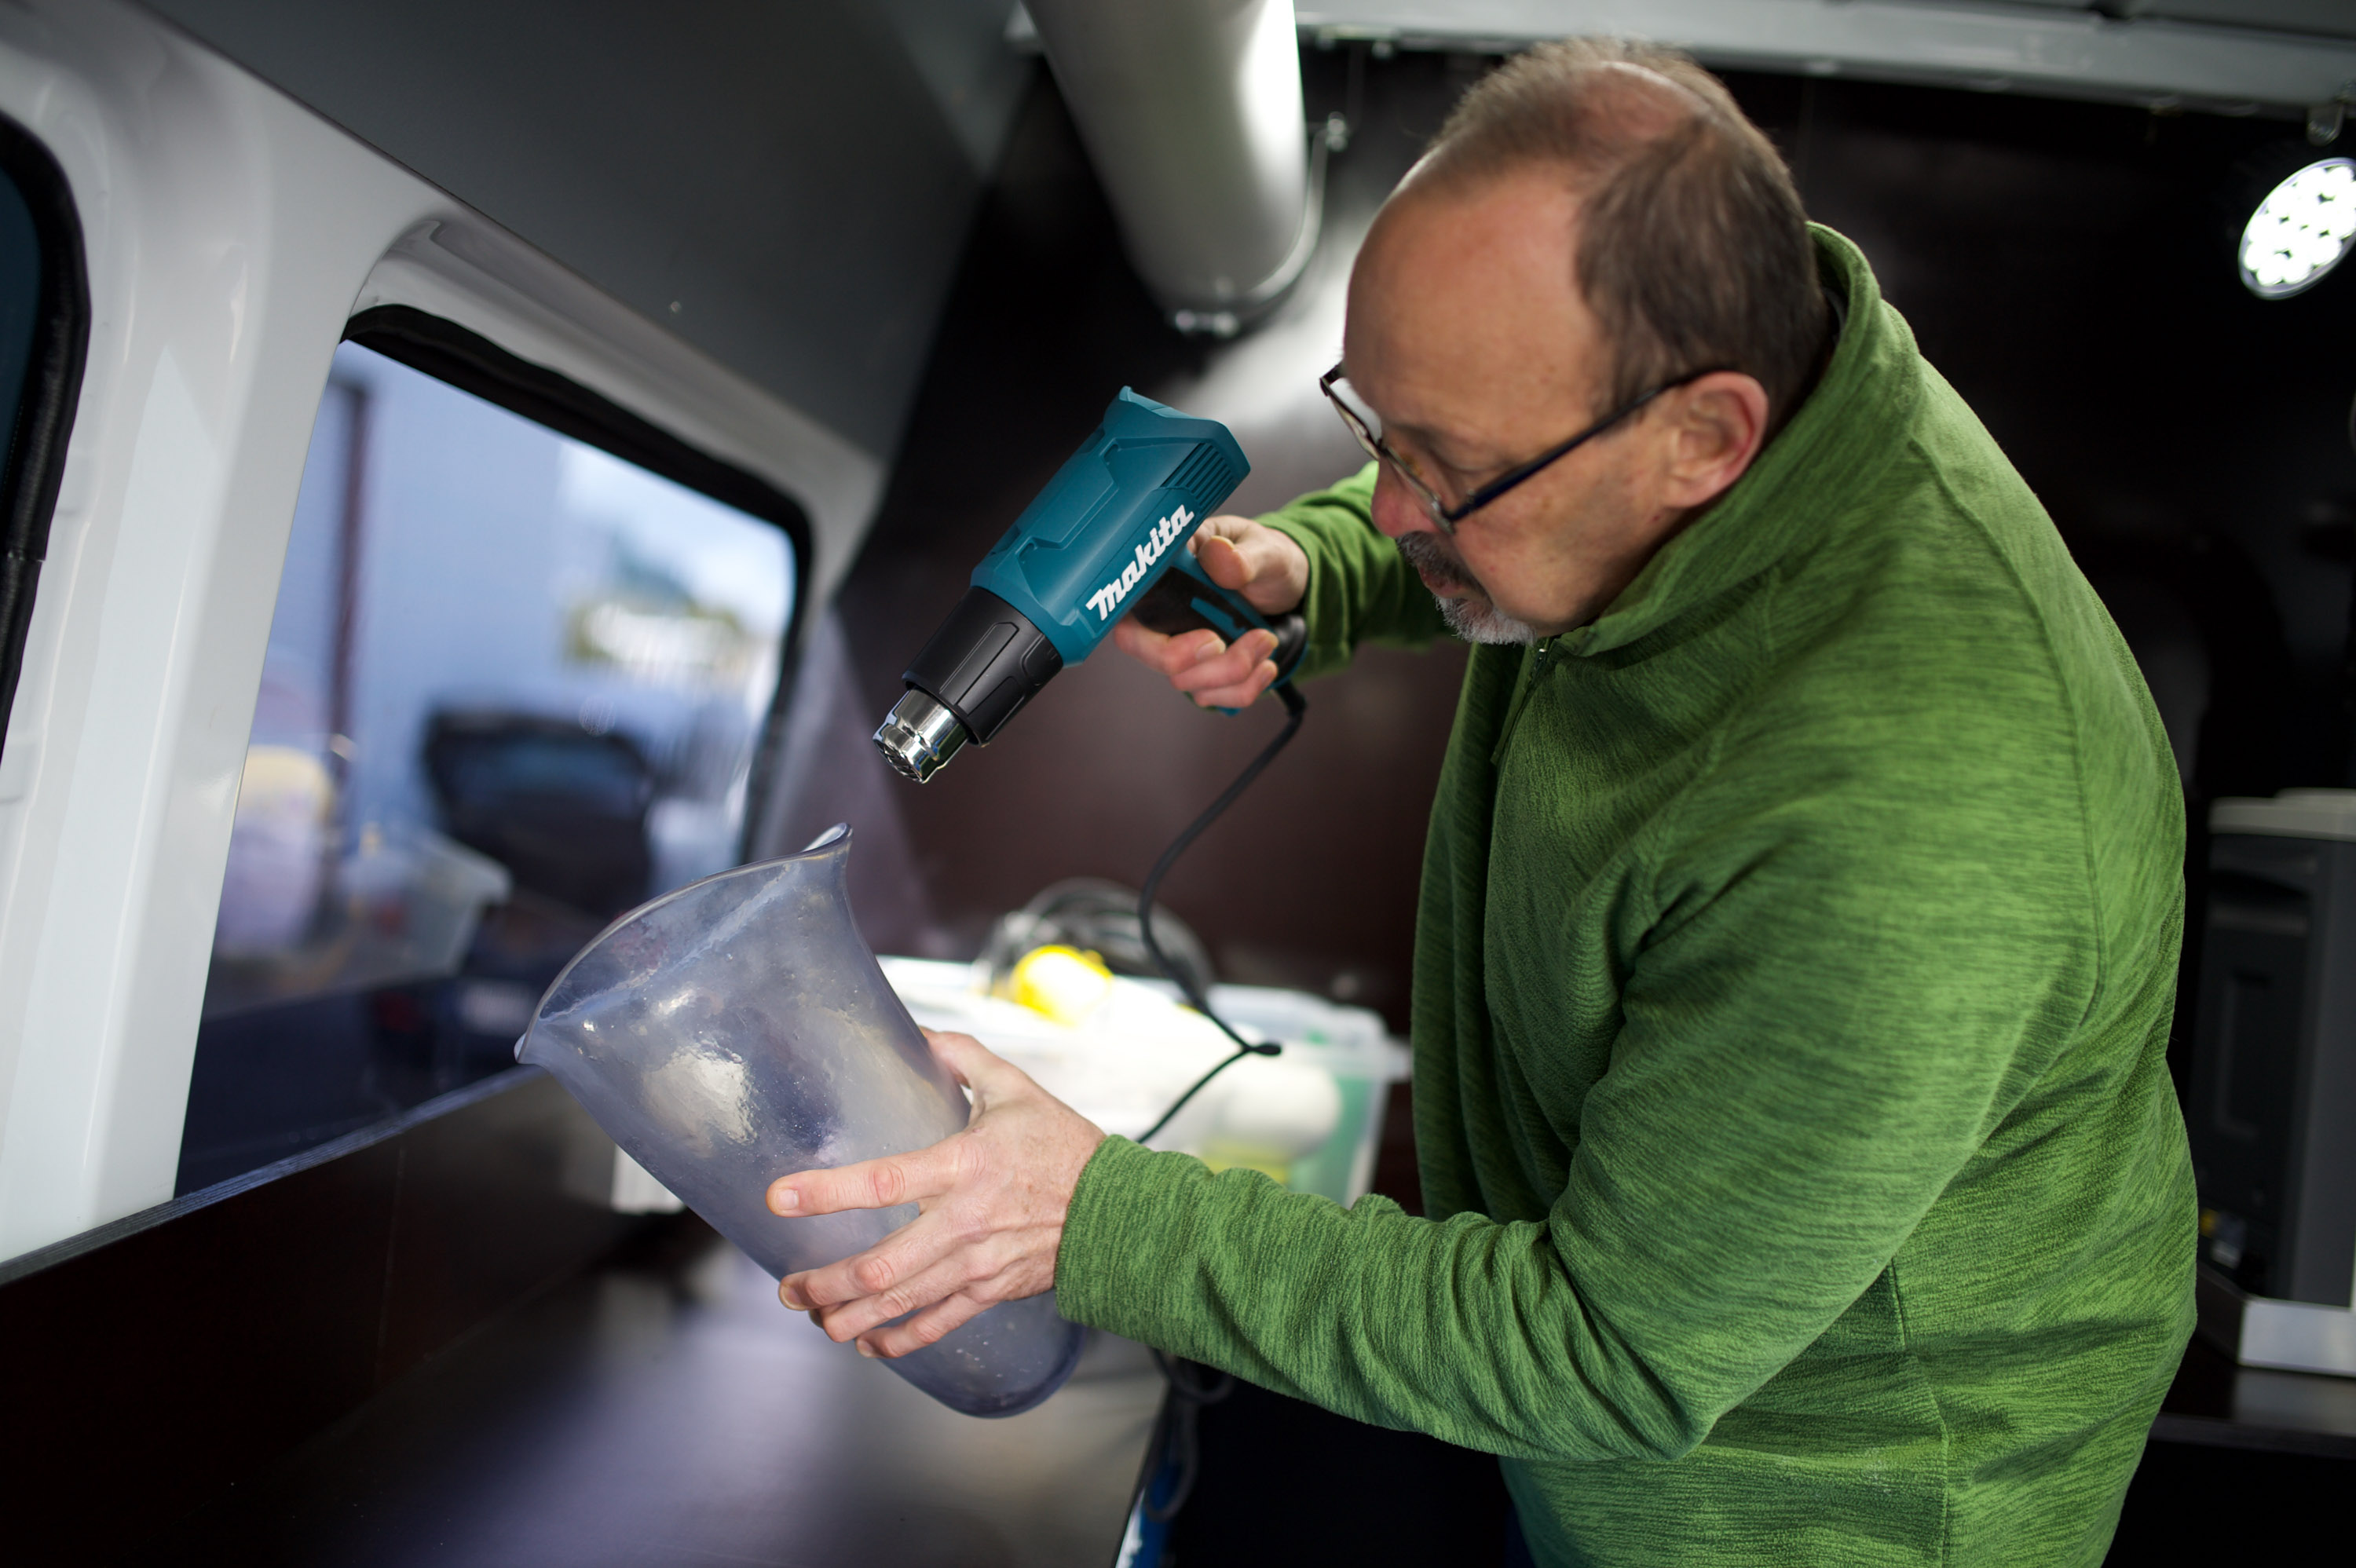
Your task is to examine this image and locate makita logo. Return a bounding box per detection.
[1085,506,1195,621]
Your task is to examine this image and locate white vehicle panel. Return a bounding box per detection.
[0,0,877,1260]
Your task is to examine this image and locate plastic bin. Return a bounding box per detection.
[881,958,1409,1205]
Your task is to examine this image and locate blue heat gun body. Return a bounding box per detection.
[875,388,1307,781]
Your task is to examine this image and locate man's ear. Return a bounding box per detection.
[1660,372,1769,509]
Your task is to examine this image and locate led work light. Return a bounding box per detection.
[2240,156,2355,300]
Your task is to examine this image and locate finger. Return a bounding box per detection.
[1162,639,1246,690]
[812,1233,1022,1343]
[1188,660,1279,711]
[858,1289,995,1360]
[1164,627,1271,682]
[1110,617,1224,678]
[1108,616,1173,666]
[768,1140,958,1219]
[1114,616,1220,674]
[1192,515,1308,612]
[1161,628,1230,673]
[922,1029,1033,1100]
[1165,630,1275,700]
[1195,530,1253,591]
[781,1204,964,1314]
[780,1278,836,1320]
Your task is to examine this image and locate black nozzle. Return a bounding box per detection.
[876,587,1064,781]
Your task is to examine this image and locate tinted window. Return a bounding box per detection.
[0,170,41,440]
[181,338,796,1192]
[0,116,87,773]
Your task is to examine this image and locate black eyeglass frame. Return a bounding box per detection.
[1319,361,1728,532]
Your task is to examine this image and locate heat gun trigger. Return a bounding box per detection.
[1129,552,1308,713]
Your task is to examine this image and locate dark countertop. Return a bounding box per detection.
[173,1218,1162,1567]
[2112,1332,2354,1560]
[149,1198,2356,1566]
[2153,1330,2356,1458]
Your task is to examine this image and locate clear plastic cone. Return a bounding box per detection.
[518,824,1084,1416]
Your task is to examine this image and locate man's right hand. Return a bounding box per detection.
[1110,514,1309,710]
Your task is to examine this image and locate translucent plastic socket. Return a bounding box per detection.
[518,824,1084,1416]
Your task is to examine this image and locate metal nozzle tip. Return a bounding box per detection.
[874,689,968,783]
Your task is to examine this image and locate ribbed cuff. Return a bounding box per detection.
[1256,515,1354,683]
[1053,1135,1211,1341]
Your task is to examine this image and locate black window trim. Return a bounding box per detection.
[0,112,92,770]
[339,305,814,861]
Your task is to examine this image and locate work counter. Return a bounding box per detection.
[173,1215,1163,1566]
[1,1064,1166,1564]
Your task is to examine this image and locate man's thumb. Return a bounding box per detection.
[1198,530,1253,591]
[923,1029,1021,1097]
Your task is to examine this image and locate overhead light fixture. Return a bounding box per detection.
[2240,156,2355,300]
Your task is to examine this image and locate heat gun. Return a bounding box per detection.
[874,388,1315,1142]
[873,388,1307,783]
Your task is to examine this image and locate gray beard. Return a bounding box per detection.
[1395,533,1541,646]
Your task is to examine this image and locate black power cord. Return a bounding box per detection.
[1142,1351,1238,1526]
[1118,681,1307,1552]
[1135,680,1308,1146]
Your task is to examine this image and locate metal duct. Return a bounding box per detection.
[1023,0,1315,334]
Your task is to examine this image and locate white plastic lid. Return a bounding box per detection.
[2209,788,2356,842]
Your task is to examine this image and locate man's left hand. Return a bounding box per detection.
[766,1029,1106,1358]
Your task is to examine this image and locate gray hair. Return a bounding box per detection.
[1419,40,1829,428]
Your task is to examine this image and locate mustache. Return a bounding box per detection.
[1395,532,1480,594]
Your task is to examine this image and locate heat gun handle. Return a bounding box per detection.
[1130,552,1308,693]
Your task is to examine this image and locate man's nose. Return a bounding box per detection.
[1369,466,1440,542]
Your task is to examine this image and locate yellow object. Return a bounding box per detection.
[1199,1146,1292,1186]
[1007,945,1114,1026]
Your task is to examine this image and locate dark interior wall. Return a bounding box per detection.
[1764,77,2349,795]
[810,49,2354,1058]
[1751,76,2356,1095]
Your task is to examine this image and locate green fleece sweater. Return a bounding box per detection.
[1053,228,2195,1566]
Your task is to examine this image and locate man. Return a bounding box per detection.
[768,41,2195,1565]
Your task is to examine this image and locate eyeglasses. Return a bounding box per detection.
[1319,362,1725,532]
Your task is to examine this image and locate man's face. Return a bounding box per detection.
[1342,166,1692,643]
